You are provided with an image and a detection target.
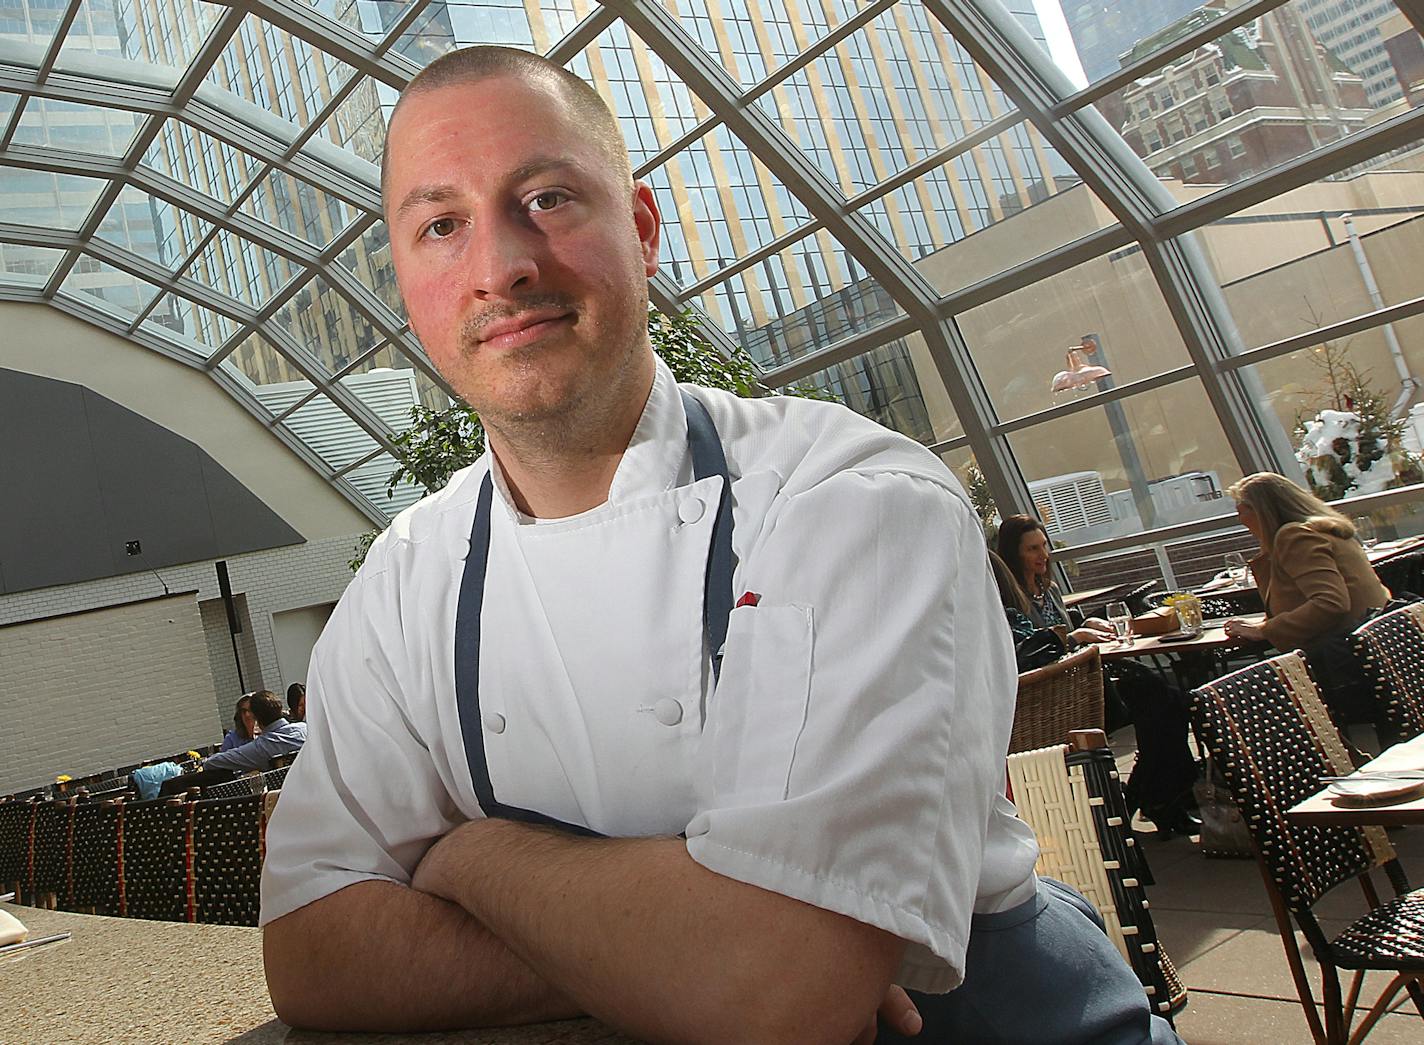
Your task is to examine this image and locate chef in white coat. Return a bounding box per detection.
[261,45,1181,1045]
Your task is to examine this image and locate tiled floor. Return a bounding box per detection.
[1128,795,1424,1043]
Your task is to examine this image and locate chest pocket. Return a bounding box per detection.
[701,602,815,807]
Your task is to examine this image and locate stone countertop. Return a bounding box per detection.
[1,904,635,1045]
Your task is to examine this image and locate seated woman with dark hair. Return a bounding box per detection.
[995,515,1200,837]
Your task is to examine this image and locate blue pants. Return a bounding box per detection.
[879,879,1185,1044]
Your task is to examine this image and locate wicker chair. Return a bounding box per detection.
[1348,602,1424,746]
[118,799,190,922]
[30,799,74,909]
[1010,645,1104,755]
[1374,548,1424,600]
[0,799,36,902]
[1189,652,1424,1043]
[1008,730,1187,1020]
[190,795,264,927]
[261,765,290,791]
[70,800,121,915]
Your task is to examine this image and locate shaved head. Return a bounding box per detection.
[381,45,632,209]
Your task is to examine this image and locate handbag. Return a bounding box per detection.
[1014,628,1067,672]
[1193,755,1254,859]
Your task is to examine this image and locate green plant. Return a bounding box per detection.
[350,308,837,569]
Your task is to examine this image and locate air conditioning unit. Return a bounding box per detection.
[1028,471,1114,535]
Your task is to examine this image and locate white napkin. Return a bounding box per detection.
[0,909,28,947]
[1363,734,1424,775]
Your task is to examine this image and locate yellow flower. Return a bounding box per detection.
[55,774,72,783]
[187,751,201,760]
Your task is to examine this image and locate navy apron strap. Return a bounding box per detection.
[455,391,735,834]
[454,473,597,836]
[680,390,737,684]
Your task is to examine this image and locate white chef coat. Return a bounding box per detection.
[260,357,1039,993]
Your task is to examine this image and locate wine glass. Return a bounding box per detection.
[1106,601,1132,647]
[1353,516,1378,550]
[1224,550,1247,584]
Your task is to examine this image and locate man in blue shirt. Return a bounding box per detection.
[160,690,306,797]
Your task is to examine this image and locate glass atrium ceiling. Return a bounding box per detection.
[2,0,1423,541]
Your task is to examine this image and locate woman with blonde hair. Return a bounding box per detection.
[1224,472,1392,730]
[1223,472,1389,648]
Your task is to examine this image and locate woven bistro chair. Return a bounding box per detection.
[1348,603,1424,747]
[261,765,290,791]
[0,799,37,902]
[190,794,265,927]
[30,799,74,910]
[1189,652,1424,1044]
[1008,730,1187,1020]
[1009,644,1104,755]
[118,798,190,922]
[69,800,121,915]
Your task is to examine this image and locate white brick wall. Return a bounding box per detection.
[0,592,220,794]
[0,533,367,751]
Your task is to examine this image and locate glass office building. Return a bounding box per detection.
[2,0,1423,565]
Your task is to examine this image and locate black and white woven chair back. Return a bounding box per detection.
[1190,653,1396,913]
[70,801,121,914]
[119,800,189,921]
[191,795,264,926]
[0,800,36,900]
[1349,603,1424,742]
[31,800,73,905]
[261,765,290,791]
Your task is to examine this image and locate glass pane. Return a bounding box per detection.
[13,98,144,157]
[0,0,71,52]
[0,171,108,230]
[1095,1,1421,198]
[345,450,425,519]
[186,228,300,308]
[55,0,223,77]
[0,243,66,288]
[240,168,355,247]
[641,123,813,293]
[58,256,163,321]
[205,15,355,130]
[95,187,212,271]
[1240,322,1424,502]
[1199,177,1424,351]
[141,119,263,205]
[146,291,239,352]
[862,129,1101,289]
[658,0,878,85]
[224,331,313,391]
[386,1,573,65]
[344,344,451,415]
[1009,379,1241,544]
[271,275,384,373]
[695,231,906,366]
[304,0,393,40]
[938,445,998,539]
[335,222,405,323]
[278,392,381,470]
[1054,0,1261,85]
[568,20,710,171]
[957,251,1192,422]
[316,75,389,165]
[778,338,939,445]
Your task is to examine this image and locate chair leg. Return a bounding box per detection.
[1347,973,1418,1045]
[1322,963,1348,1045]
[1343,969,1364,1029]
[1406,975,1424,1018]
[1260,862,1328,1043]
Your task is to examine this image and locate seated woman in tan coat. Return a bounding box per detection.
[1224,472,1391,729]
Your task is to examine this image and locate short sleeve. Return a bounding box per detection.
[684,470,1026,993]
[259,549,464,926]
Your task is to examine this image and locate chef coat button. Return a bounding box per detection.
[653,698,683,726]
[482,711,506,735]
[678,498,705,524]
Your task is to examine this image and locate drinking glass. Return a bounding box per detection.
[1353,516,1378,549]
[1224,550,1247,583]
[1106,601,1132,646]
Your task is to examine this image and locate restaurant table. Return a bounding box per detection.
[1096,613,1267,663]
[1286,733,1424,829]
[1367,534,1424,567]
[0,903,635,1045]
